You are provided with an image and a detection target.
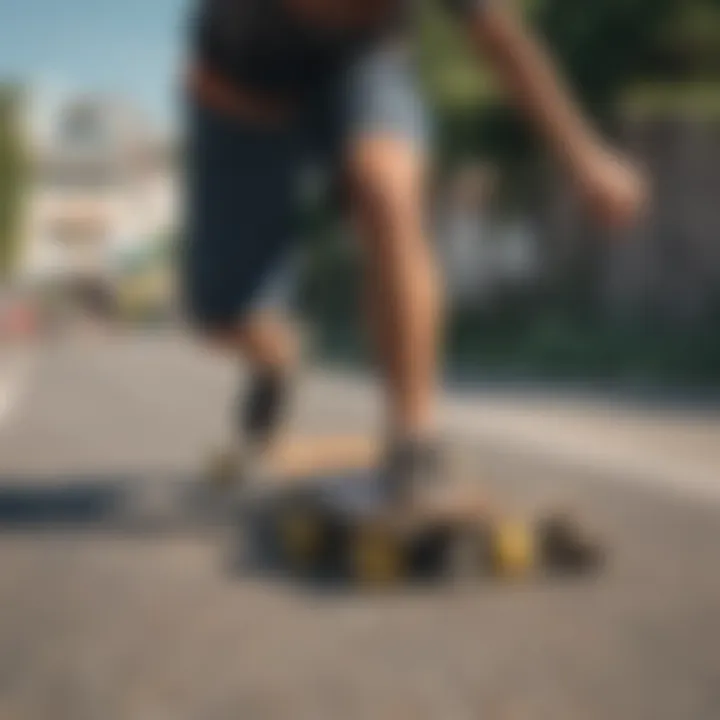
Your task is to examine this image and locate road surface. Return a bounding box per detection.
[1,334,719,720]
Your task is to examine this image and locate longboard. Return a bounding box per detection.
[208,435,605,587]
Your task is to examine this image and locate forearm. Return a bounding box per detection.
[466,1,601,173]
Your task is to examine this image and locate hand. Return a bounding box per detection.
[576,147,649,230]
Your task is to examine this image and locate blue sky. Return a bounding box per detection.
[0,0,189,129]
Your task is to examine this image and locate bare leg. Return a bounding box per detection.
[207,310,300,373]
[347,134,444,444]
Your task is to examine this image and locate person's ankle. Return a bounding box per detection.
[238,365,292,449]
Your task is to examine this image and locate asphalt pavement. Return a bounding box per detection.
[0,333,719,720]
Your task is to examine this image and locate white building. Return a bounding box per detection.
[18,93,177,287]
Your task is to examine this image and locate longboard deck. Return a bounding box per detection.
[208,434,380,491]
[225,434,605,587]
[266,435,379,481]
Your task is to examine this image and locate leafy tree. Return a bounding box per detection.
[418,0,694,164]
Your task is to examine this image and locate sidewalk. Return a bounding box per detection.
[446,390,720,503]
[312,370,720,503]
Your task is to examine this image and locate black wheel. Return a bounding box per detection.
[444,525,487,583]
[350,520,405,588]
[275,501,327,576]
[537,513,605,575]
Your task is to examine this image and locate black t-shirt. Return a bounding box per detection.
[193,0,482,97]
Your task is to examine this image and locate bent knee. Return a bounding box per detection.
[346,134,429,223]
[199,311,301,368]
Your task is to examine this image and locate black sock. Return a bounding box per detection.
[236,369,288,448]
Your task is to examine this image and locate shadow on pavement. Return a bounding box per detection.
[0,474,230,534]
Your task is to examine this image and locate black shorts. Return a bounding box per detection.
[181,44,431,330]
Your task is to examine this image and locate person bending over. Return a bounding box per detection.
[183,0,647,501]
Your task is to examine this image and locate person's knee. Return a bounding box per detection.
[347,135,427,240]
[199,311,301,370]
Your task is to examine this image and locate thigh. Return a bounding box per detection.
[335,44,433,253]
[331,43,443,328]
[182,102,302,331]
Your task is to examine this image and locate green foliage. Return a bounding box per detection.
[532,0,677,115]
[417,1,496,112]
[296,203,365,358]
[620,81,720,118]
[418,0,707,164]
[0,85,26,278]
[650,0,720,80]
[448,305,720,384]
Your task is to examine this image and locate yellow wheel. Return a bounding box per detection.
[492,520,536,578]
[278,507,323,573]
[352,524,404,588]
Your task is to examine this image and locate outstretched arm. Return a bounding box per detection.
[446,0,647,228]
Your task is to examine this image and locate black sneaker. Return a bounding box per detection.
[379,438,445,505]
